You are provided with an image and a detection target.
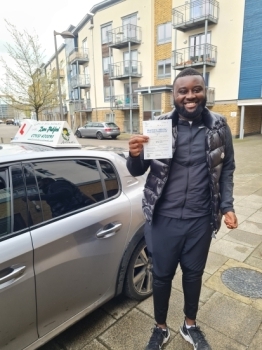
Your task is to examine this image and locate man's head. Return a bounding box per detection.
[173,68,206,120]
[38,177,55,192]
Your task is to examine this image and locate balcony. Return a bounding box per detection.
[111,94,139,109]
[108,24,142,49]
[206,87,215,105]
[71,74,91,89]
[51,69,65,79]
[173,0,219,32]
[68,47,89,65]
[71,99,92,112]
[172,44,217,70]
[109,61,142,80]
[43,105,67,119]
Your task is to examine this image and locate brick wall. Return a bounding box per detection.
[209,104,262,137]
[154,0,172,86]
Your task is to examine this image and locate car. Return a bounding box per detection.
[6,118,15,125]
[0,119,3,124]
[75,121,121,140]
[0,121,151,350]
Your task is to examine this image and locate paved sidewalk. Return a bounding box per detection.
[41,135,262,350]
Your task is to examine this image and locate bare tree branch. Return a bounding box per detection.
[0,20,59,120]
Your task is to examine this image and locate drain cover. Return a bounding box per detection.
[221,267,262,298]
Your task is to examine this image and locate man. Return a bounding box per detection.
[126,68,238,350]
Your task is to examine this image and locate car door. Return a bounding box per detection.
[26,157,131,336]
[0,165,37,350]
[81,123,90,137]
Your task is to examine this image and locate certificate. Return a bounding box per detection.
[143,119,172,159]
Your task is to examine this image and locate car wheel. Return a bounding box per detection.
[96,132,103,140]
[75,130,82,138]
[124,238,153,301]
[111,136,117,139]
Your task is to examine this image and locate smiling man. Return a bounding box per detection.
[126,68,238,350]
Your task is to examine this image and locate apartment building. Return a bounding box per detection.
[45,0,262,138]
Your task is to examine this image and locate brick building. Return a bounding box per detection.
[44,0,262,138]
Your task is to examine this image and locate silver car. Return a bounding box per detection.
[0,143,152,350]
[75,122,121,140]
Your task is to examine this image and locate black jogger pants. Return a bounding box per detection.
[145,214,212,324]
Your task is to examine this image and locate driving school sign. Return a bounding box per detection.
[11,120,81,148]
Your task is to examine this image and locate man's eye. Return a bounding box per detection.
[179,90,187,94]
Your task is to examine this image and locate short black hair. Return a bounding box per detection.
[173,68,204,86]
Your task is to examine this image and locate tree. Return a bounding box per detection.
[0,21,58,120]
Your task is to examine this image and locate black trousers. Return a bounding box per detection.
[145,214,212,324]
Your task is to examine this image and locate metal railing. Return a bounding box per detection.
[109,61,142,79]
[71,99,92,112]
[172,44,217,69]
[111,94,139,108]
[51,69,65,79]
[68,47,89,63]
[173,0,219,29]
[71,74,91,88]
[107,24,142,46]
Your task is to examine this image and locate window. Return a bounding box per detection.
[105,113,115,122]
[101,23,112,44]
[103,56,113,74]
[82,38,88,56]
[104,86,114,101]
[26,159,119,222]
[122,14,137,40]
[143,93,161,111]
[123,50,138,74]
[0,166,29,239]
[157,22,172,44]
[157,59,171,78]
[189,32,211,61]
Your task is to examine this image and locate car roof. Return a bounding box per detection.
[0,142,128,163]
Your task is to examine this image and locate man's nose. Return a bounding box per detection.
[186,90,196,99]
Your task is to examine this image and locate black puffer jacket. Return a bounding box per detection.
[126,108,235,234]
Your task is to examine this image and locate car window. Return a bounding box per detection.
[105,122,118,128]
[11,166,29,233]
[27,159,107,222]
[97,123,104,127]
[99,160,119,198]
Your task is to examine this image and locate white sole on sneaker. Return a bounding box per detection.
[180,327,197,350]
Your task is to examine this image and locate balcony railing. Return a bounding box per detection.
[71,74,91,89]
[109,61,142,80]
[71,99,92,112]
[111,94,139,109]
[172,44,217,70]
[173,0,219,31]
[68,47,89,64]
[206,87,215,105]
[51,69,65,79]
[43,105,67,118]
[107,24,142,49]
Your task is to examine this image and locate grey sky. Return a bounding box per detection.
[0,0,100,77]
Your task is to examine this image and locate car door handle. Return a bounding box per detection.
[0,266,26,284]
[96,222,122,238]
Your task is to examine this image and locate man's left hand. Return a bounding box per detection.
[224,211,238,229]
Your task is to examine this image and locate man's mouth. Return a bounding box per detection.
[184,102,197,109]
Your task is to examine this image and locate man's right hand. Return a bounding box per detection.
[129,135,149,157]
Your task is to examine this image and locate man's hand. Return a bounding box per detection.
[129,135,149,157]
[224,211,238,229]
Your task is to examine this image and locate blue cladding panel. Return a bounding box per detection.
[239,0,262,99]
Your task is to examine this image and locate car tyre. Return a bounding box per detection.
[75,130,82,138]
[124,238,153,301]
[96,132,103,140]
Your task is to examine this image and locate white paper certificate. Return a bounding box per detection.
[143,119,172,159]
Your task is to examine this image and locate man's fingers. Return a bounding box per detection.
[129,135,149,157]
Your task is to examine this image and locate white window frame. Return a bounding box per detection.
[157,22,172,44]
[157,59,171,78]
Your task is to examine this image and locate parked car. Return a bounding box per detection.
[0,137,151,350]
[75,121,121,140]
[6,118,15,125]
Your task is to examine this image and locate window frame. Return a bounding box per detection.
[157,22,172,44]
[157,59,171,79]
[101,23,112,44]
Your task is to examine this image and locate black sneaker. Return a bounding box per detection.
[145,325,170,350]
[180,321,212,350]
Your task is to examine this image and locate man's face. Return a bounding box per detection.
[173,75,206,120]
